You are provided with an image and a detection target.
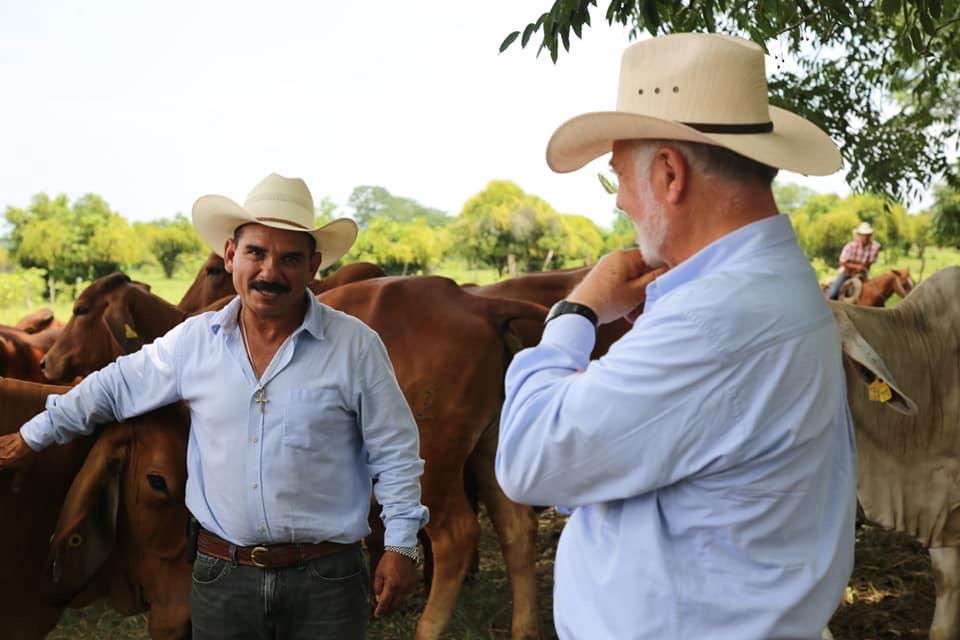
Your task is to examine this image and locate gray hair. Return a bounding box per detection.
[631,140,779,185]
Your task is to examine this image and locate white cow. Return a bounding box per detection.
[830,266,959,640]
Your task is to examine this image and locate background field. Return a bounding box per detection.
[32,251,959,639]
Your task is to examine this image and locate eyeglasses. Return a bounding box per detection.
[597,172,619,195]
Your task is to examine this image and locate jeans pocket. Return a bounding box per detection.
[192,553,232,585]
[307,549,364,583]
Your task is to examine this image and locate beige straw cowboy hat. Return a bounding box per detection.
[192,173,358,271]
[854,222,874,235]
[546,33,841,176]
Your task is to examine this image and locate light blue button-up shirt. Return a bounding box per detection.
[22,294,428,548]
[496,215,856,639]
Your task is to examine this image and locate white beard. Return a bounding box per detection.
[633,182,669,268]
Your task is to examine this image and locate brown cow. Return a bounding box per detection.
[465,265,633,356]
[14,307,61,334]
[317,276,546,640]
[0,378,191,640]
[0,326,58,382]
[43,271,546,639]
[177,252,386,312]
[40,273,187,382]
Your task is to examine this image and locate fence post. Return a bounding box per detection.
[76,276,82,300]
[48,276,56,305]
[23,279,32,309]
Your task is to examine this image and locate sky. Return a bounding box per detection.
[0,0,853,231]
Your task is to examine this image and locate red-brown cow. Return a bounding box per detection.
[317,276,546,640]
[465,265,634,356]
[0,378,191,639]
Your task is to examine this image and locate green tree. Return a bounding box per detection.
[604,212,636,252]
[453,180,563,275]
[5,192,143,281]
[138,214,204,278]
[315,196,339,226]
[347,185,449,229]
[790,192,910,262]
[773,182,816,215]
[932,184,960,248]
[502,1,960,199]
[348,216,448,275]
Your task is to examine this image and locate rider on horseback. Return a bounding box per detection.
[827,221,882,300]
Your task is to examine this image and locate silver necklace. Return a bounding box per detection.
[239,313,268,413]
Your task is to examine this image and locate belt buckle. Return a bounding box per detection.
[250,546,270,568]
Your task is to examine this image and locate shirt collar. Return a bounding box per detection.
[646,214,796,305]
[209,291,326,341]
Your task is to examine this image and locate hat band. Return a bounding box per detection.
[255,217,310,230]
[683,121,774,134]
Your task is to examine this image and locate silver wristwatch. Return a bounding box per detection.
[384,545,421,565]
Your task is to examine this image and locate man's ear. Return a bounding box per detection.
[309,252,323,278]
[657,146,689,205]
[223,239,236,274]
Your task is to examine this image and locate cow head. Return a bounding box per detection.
[45,404,191,639]
[834,311,918,415]
[891,268,914,299]
[40,273,185,383]
[178,253,236,314]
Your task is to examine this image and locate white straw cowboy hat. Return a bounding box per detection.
[855,222,874,235]
[192,173,358,271]
[546,33,841,176]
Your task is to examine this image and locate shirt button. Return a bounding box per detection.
[251,436,258,443]
[258,525,265,533]
[251,482,258,490]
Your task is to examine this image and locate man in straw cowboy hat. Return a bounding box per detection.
[827,221,882,300]
[0,173,428,638]
[495,33,856,638]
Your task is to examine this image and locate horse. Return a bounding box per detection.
[821,268,914,307]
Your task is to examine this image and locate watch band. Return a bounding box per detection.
[384,545,421,565]
[544,300,598,328]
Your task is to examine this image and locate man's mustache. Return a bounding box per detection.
[249,280,291,294]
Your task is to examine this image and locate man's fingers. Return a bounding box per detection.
[374,583,396,618]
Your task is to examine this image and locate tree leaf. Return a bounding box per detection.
[499,31,520,53]
[522,23,537,47]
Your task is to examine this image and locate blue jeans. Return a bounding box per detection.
[191,546,369,639]
[827,271,849,300]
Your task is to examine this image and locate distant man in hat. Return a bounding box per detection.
[0,173,428,639]
[827,221,882,299]
[495,34,856,639]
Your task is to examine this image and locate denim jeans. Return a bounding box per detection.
[827,271,849,300]
[191,546,369,639]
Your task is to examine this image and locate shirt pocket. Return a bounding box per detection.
[281,387,355,449]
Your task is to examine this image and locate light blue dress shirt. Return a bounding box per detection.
[22,294,428,548]
[496,215,856,639]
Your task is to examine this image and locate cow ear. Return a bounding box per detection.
[44,425,130,607]
[104,304,144,355]
[835,312,919,415]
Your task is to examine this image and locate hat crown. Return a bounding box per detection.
[242,173,315,229]
[616,33,771,126]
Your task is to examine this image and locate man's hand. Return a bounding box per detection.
[566,249,668,325]
[372,550,418,618]
[0,432,35,471]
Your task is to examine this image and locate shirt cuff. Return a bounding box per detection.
[20,412,56,451]
[383,517,422,549]
[542,313,596,363]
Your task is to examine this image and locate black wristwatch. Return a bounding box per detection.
[544,300,598,329]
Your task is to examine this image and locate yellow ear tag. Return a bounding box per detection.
[868,378,893,403]
[124,324,139,339]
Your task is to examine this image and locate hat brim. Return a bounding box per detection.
[192,195,358,271]
[546,106,841,176]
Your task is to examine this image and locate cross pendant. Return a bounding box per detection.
[254,388,268,413]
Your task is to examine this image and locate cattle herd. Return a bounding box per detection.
[0,256,956,640]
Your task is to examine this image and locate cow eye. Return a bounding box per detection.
[73,307,88,316]
[146,474,168,492]
[206,266,224,276]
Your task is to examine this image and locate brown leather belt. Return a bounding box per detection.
[197,529,357,569]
